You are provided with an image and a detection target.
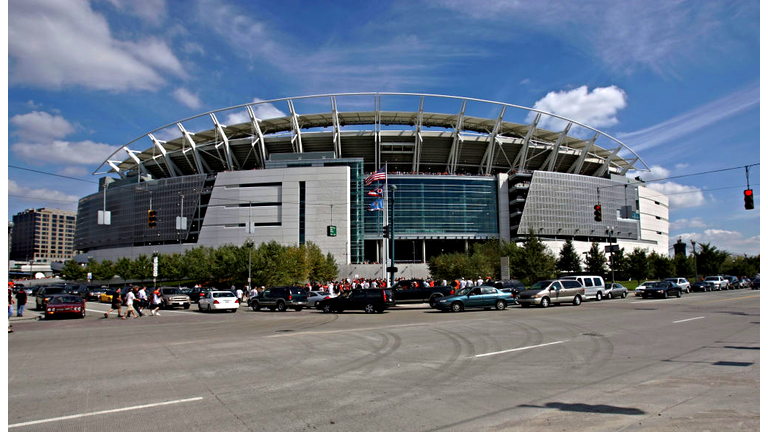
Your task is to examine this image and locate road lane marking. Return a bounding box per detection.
[630,299,680,304]
[475,340,568,358]
[673,316,705,324]
[8,397,204,429]
[692,294,760,305]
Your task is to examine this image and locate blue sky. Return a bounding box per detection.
[5,0,761,255]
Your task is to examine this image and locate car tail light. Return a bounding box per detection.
[289,294,293,300]
[214,300,220,304]
[382,290,387,301]
[450,289,454,295]
[324,296,329,300]
[235,299,239,304]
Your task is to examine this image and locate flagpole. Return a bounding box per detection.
[382,163,388,285]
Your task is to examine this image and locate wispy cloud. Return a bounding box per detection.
[224,98,286,125]
[8,180,81,210]
[172,87,203,110]
[105,0,167,25]
[617,83,759,152]
[675,229,760,256]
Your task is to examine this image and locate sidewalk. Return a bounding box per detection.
[9,313,42,322]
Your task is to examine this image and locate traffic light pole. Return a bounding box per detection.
[389,185,397,288]
[607,227,616,285]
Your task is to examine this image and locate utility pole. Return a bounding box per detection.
[607,226,616,285]
[389,185,397,288]
[691,240,698,281]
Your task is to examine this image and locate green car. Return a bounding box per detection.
[433,286,514,312]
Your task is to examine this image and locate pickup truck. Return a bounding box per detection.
[392,280,456,307]
[703,276,728,290]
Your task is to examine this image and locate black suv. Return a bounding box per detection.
[484,279,526,298]
[316,288,396,314]
[250,286,308,312]
[35,286,67,310]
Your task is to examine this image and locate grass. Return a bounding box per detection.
[615,280,640,290]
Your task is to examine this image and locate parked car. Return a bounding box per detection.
[664,278,690,293]
[483,279,526,299]
[316,288,395,314]
[44,294,86,319]
[605,283,628,299]
[392,281,456,307]
[188,287,217,303]
[159,287,191,309]
[35,287,67,310]
[751,276,760,290]
[641,281,682,299]
[517,279,585,308]
[79,285,107,301]
[307,291,333,307]
[722,275,740,289]
[691,280,715,292]
[739,277,752,288]
[251,286,308,312]
[433,286,514,312]
[198,290,239,312]
[560,275,606,301]
[704,276,728,290]
[634,281,660,297]
[100,289,120,303]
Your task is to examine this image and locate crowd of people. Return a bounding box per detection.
[103,286,163,319]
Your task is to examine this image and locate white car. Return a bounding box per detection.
[634,281,660,297]
[307,291,334,307]
[198,290,239,312]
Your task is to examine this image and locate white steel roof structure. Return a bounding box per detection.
[94,92,649,179]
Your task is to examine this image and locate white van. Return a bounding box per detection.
[561,275,607,301]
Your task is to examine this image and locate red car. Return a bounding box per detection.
[45,294,87,319]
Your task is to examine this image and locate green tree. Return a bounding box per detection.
[648,251,675,279]
[306,243,338,283]
[132,254,153,281]
[159,253,187,281]
[114,257,133,282]
[253,241,293,287]
[92,259,115,281]
[627,248,650,281]
[61,260,86,281]
[557,239,582,273]
[584,242,607,275]
[428,252,468,282]
[673,253,695,279]
[695,243,729,276]
[185,246,214,282]
[211,244,246,284]
[610,248,629,280]
[511,231,556,286]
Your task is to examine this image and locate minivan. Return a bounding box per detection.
[517,279,585,308]
[561,275,606,301]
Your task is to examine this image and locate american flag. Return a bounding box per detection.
[367,187,383,197]
[364,166,386,186]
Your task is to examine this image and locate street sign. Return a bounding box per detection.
[153,256,159,277]
[500,257,510,280]
[98,210,111,225]
[604,245,620,253]
[87,272,92,281]
[176,216,187,230]
[327,225,337,237]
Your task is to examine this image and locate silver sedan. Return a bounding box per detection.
[605,283,628,299]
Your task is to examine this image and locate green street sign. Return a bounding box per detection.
[327,225,337,237]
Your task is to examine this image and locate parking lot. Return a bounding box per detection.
[8,288,760,431]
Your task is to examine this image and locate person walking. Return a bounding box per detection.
[137,286,148,317]
[150,289,162,316]
[123,287,139,319]
[15,288,27,317]
[236,287,243,304]
[105,288,123,318]
[8,288,15,333]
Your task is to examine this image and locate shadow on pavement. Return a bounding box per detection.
[519,402,645,415]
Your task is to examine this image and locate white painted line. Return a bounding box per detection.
[673,316,705,324]
[630,298,680,304]
[475,340,568,358]
[9,396,204,429]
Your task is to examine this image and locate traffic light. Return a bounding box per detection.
[744,189,754,210]
[593,204,602,222]
[382,225,389,238]
[147,209,157,228]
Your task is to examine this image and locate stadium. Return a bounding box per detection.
[75,93,669,279]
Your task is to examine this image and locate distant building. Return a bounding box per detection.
[673,237,687,257]
[10,208,77,264]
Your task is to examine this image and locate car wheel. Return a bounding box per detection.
[207,305,212,312]
[252,302,260,312]
[495,300,507,310]
[232,307,237,313]
[429,295,441,308]
[183,304,190,310]
[198,303,203,311]
[451,302,463,312]
[621,291,627,298]
[663,291,668,299]
[540,297,550,308]
[294,307,303,312]
[676,290,682,298]
[607,292,612,299]
[323,304,332,313]
[573,295,582,306]
[80,308,86,319]
[276,301,286,312]
[596,292,603,301]
[364,303,375,314]
[642,294,648,299]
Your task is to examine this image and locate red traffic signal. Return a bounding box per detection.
[593,204,602,222]
[744,189,754,210]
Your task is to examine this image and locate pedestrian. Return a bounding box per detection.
[8,289,15,333]
[150,289,162,316]
[137,286,148,317]
[15,288,27,317]
[105,288,123,318]
[236,286,243,303]
[123,287,139,319]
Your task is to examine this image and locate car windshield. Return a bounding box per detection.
[213,292,235,298]
[704,277,718,281]
[50,296,81,304]
[44,288,65,295]
[456,288,472,296]
[528,281,550,290]
[162,288,182,294]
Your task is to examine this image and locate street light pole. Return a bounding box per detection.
[248,201,252,289]
[691,240,698,281]
[389,185,397,288]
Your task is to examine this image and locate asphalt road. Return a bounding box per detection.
[8,289,760,431]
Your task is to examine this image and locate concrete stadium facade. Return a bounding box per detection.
[76,93,668,279]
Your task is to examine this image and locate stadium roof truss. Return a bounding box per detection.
[94,93,649,179]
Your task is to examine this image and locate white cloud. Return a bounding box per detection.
[12,140,122,166]
[8,180,81,209]
[674,163,689,170]
[224,98,287,124]
[670,217,707,230]
[105,0,167,25]
[647,181,705,209]
[519,78,531,85]
[10,111,76,141]
[57,166,89,177]
[618,84,759,152]
[9,0,184,91]
[675,229,760,256]
[182,42,205,55]
[526,85,627,131]
[630,165,670,182]
[24,100,43,109]
[172,88,203,110]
